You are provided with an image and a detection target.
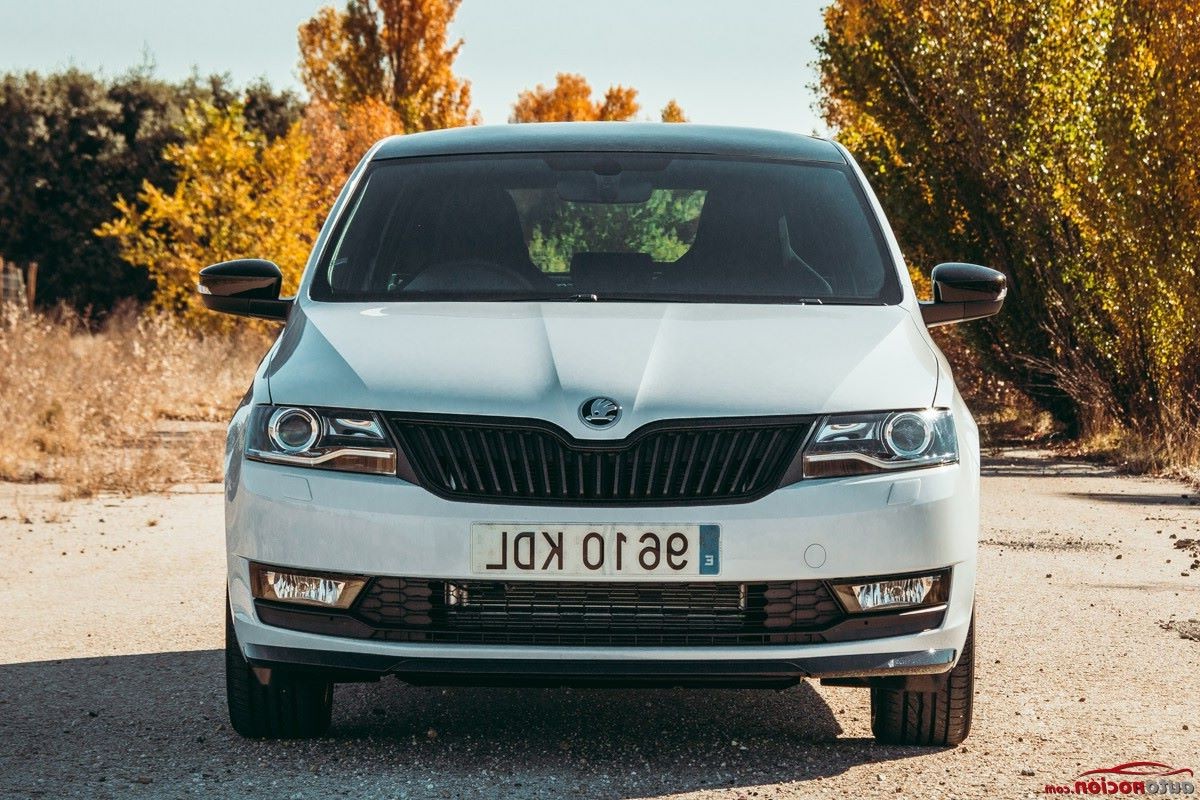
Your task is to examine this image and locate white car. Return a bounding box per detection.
[202,123,1005,745]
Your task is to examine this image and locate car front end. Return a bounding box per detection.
[206,123,1004,744]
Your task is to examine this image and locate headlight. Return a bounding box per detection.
[801,409,957,478]
[246,405,397,475]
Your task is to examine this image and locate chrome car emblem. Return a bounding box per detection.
[580,396,621,428]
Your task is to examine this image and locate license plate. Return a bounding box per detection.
[469,524,720,577]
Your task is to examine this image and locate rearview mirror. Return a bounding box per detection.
[919,262,1007,327]
[198,259,292,321]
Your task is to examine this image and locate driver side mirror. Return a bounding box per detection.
[919,262,1007,327]
[198,259,292,321]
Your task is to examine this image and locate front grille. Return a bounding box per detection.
[387,415,811,505]
[352,578,845,646]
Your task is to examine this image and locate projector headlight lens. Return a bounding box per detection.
[251,563,366,609]
[268,407,320,453]
[883,412,933,458]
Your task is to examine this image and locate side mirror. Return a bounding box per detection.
[198,259,292,321]
[919,262,1007,327]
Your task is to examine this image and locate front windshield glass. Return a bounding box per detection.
[312,153,900,304]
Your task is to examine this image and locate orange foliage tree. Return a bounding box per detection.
[298,0,478,133]
[303,97,404,214]
[299,0,478,212]
[659,98,688,123]
[511,72,685,123]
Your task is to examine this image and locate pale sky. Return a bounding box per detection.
[0,0,831,134]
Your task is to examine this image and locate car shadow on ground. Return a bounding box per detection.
[1065,491,1198,507]
[0,649,941,798]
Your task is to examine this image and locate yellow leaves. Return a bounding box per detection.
[97,102,318,332]
[821,0,1200,436]
[298,0,477,133]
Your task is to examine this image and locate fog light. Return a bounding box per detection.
[251,563,366,609]
[830,571,948,613]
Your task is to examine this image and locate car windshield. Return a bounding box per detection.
[312,153,900,304]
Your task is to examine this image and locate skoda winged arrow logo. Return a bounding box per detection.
[580,396,621,428]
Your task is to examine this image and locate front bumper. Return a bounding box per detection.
[227,455,978,682]
[242,641,958,687]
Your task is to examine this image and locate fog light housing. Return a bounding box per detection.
[250,563,366,609]
[830,570,949,614]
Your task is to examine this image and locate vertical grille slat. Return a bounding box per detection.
[644,436,663,496]
[517,433,535,495]
[725,430,760,494]
[536,436,552,495]
[456,429,485,491]
[711,430,743,496]
[745,429,783,489]
[435,427,470,491]
[475,429,504,493]
[661,434,683,497]
[386,416,810,506]
[497,432,520,494]
[692,433,720,496]
[412,427,453,489]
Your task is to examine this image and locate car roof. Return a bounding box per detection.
[370,122,845,164]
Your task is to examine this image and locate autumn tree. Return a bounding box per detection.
[510,72,686,123]
[303,96,404,214]
[97,102,318,330]
[660,98,688,123]
[298,0,477,133]
[818,0,1200,449]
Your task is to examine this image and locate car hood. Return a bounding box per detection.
[266,302,939,437]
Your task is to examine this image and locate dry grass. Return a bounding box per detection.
[1073,426,1200,489]
[0,304,272,498]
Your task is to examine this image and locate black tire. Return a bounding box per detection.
[870,616,975,746]
[225,601,333,739]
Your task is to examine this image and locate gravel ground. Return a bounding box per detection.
[1,450,1197,799]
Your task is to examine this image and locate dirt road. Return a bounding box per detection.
[1,451,1197,799]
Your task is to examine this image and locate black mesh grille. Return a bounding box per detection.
[352,578,845,646]
[387,415,811,505]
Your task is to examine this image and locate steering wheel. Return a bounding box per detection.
[399,258,551,293]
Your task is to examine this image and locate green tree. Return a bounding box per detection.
[526,190,705,273]
[0,69,299,311]
[818,0,1200,443]
[97,102,318,330]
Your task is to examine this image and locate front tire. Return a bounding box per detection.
[225,600,333,739]
[870,616,975,746]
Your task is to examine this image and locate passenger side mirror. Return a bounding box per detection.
[919,262,1007,327]
[198,259,292,321]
